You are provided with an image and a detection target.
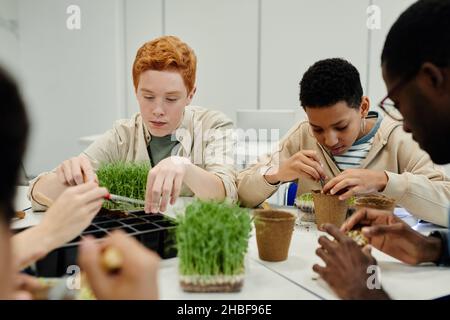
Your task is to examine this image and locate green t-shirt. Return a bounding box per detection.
[147,134,181,167]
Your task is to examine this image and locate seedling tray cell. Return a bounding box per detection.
[95,221,122,229]
[107,226,135,234]
[119,217,146,225]
[83,225,99,232]
[92,216,112,223]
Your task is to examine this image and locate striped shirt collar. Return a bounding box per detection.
[353,111,383,145]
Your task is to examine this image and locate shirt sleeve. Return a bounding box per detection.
[28,119,132,211]
[82,123,129,170]
[202,113,238,201]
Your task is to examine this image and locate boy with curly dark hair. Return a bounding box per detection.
[238,57,450,227]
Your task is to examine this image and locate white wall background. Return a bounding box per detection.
[260,0,369,109]
[124,0,163,117]
[368,0,416,105]
[0,0,19,76]
[17,0,126,175]
[165,0,259,123]
[0,0,449,178]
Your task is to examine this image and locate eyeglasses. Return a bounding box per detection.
[378,95,403,121]
[377,77,411,121]
[377,66,422,122]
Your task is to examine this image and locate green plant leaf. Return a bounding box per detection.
[97,161,149,211]
[175,199,252,277]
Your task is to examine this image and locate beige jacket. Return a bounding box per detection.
[29,106,237,210]
[237,117,450,227]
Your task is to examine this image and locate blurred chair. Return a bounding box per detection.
[284,182,298,206]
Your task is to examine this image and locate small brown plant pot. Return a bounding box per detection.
[354,194,396,212]
[253,209,296,262]
[312,190,348,228]
[179,274,244,293]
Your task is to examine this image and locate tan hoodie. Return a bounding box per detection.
[237,116,450,227]
[28,106,237,211]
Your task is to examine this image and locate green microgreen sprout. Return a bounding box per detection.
[97,161,149,211]
[176,200,252,276]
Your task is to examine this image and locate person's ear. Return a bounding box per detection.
[186,86,196,105]
[417,62,446,95]
[359,96,370,118]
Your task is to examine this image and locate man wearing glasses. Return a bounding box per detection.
[313,0,450,299]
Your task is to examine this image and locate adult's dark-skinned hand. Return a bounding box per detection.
[341,208,443,265]
[313,223,390,300]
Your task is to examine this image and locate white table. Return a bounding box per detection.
[247,207,450,300]
[11,187,319,300]
[12,186,450,300]
[12,186,42,230]
[159,258,320,300]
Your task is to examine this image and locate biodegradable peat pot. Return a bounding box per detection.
[253,209,296,262]
[312,190,348,228]
[354,194,396,212]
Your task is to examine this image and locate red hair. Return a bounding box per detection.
[132,36,197,93]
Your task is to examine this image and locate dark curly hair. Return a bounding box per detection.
[0,67,29,223]
[299,58,363,109]
[381,0,450,79]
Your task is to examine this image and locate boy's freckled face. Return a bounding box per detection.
[136,70,192,137]
[305,102,362,156]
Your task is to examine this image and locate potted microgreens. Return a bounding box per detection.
[175,200,252,292]
[97,162,149,212]
[311,190,348,228]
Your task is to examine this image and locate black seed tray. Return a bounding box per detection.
[34,210,177,277]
